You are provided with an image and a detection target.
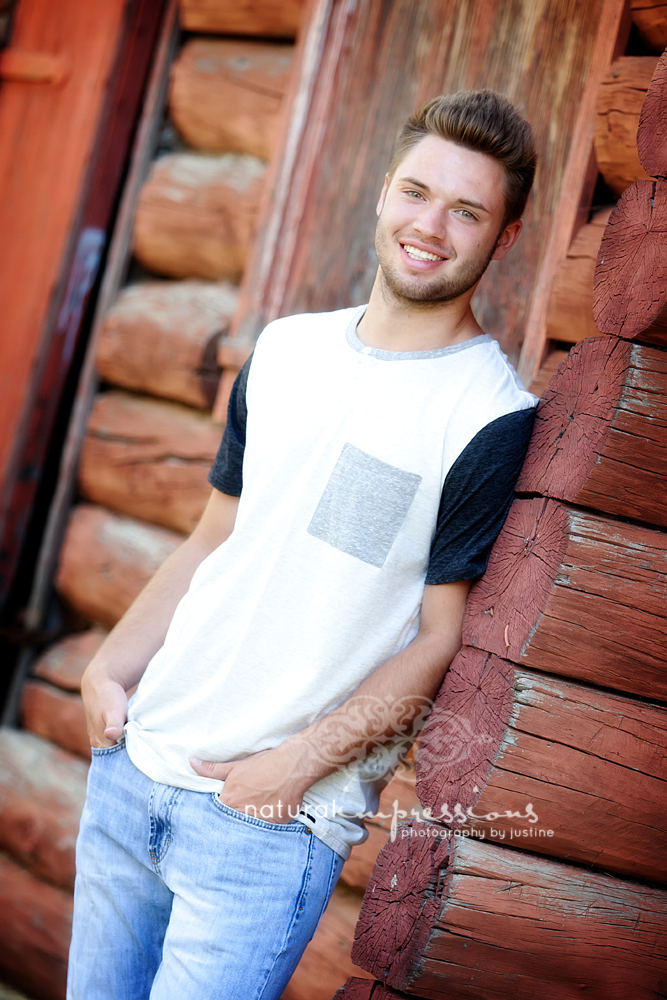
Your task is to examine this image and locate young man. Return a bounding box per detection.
[70,90,537,999]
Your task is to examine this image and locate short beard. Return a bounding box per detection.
[374,219,499,305]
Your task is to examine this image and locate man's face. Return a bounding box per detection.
[374,135,521,305]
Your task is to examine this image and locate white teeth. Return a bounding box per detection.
[403,244,443,261]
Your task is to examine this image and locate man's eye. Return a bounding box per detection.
[406,190,424,199]
[458,210,475,219]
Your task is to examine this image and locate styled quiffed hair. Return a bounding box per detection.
[390,90,537,227]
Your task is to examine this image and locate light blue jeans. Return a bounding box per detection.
[67,741,343,1000]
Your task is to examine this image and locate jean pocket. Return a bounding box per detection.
[212,793,307,833]
[90,739,126,757]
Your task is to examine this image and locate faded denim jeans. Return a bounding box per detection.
[67,740,343,1000]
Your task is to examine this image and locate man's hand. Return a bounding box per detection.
[190,742,313,825]
[81,670,128,748]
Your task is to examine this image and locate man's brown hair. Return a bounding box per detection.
[390,90,537,227]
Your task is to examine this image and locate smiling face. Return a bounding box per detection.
[374,135,522,305]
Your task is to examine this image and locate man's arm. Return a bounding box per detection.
[82,489,239,748]
[191,578,470,820]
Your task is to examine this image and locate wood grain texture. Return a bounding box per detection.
[226,0,626,373]
[0,728,86,890]
[32,628,107,691]
[545,209,611,344]
[79,391,220,534]
[97,281,237,409]
[594,179,667,342]
[417,648,667,882]
[20,681,90,761]
[631,0,667,52]
[594,57,658,196]
[333,980,407,999]
[55,505,183,627]
[352,831,667,999]
[517,338,667,528]
[527,349,570,398]
[0,852,71,1000]
[133,152,266,281]
[463,499,667,700]
[638,49,667,180]
[179,0,306,38]
[170,39,294,159]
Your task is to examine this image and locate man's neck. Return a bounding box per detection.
[356,270,484,353]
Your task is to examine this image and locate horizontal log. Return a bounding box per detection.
[170,39,294,160]
[32,628,106,691]
[637,49,667,177]
[132,153,266,281]
[594,179,667,343]
[283,884,372,1000]
[96,281,238,409]
[0,851,71,1000]
[527,349,569,399]
[179,0,306,37]
[79,391,220,534]
[20,681,90,761]
[594,57,658,196]
[333,980,405,999]
[631,0,667,53]
[55,505,183,627]
[545,209,611,344]
[517,337,667,528]
[462,499,667,700]
[0,729,86,890]
[352,829,667,999]
[416,648,667,883]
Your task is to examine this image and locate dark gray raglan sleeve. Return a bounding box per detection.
[207,355,253,496]
[425,407,536,585]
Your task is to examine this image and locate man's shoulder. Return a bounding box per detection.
[256,305,364,350]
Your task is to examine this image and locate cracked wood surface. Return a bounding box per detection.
[517,338,667,528]
[463,499,667,700]
[594,178,667,343]
[80,390,221,534]
[637,49,667,178]
[416,647,667,883]
[593,56,658,196]
[334,979,408,998]
[353,831,667,999]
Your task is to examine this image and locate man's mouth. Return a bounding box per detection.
[401,243,446,262]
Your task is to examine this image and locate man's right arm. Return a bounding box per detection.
[81,489,239,748]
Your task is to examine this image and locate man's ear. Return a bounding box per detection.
[376,173,390,216]
[492,218,522,260]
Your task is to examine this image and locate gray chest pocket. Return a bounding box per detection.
[307,443,422,568]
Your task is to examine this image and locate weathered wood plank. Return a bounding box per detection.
[416,648,667,882]
[517,338,667,528]
[20,681,90,761]
[96,281,237,409]
[32,628,107,691]
[0,851,72,1000]
[333,980,406,999]
[352,831,667,999]
[133,152,266,281]
[0,728,86,890]
[631,0,667,53]
[55,505,182,627]
[170,39,294,160]
[594,57,658,196]
[594,179,667,343]
[463,499,667,700]
[545,209,611,344]
[79,391,220,534]
[178,0,306,38]
[637,49,667,180]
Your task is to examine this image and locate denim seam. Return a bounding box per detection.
[211,793,307,833]
[90,741,126,756]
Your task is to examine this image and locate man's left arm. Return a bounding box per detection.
[191,579,470,820]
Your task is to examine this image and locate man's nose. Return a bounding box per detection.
[413,203,448,241]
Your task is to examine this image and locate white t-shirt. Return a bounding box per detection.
[125,306,536,859]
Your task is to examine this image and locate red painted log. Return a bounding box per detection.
[352,828,667,999]
[517,337,667,528]
[631,0,667,53]
[32,628,106,691]
[178,0,306,38]
[462,499,667,701]
[20,681,90,760]
[0,851,72,1000]
[594,179,667,343]
[170,39,294,160]
[79,391,220,534]
[0,729,86,890]
[96,281,238,409]
[594,57,658,196]
[333,980,407,999]
[416,648,667,883]
[55,505,183,627]
[527,349,569,398]
[132,152,266,282]
[545,209,611,344]
[637,49,667,181]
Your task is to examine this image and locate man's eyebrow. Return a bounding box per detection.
[398,177,490,214]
